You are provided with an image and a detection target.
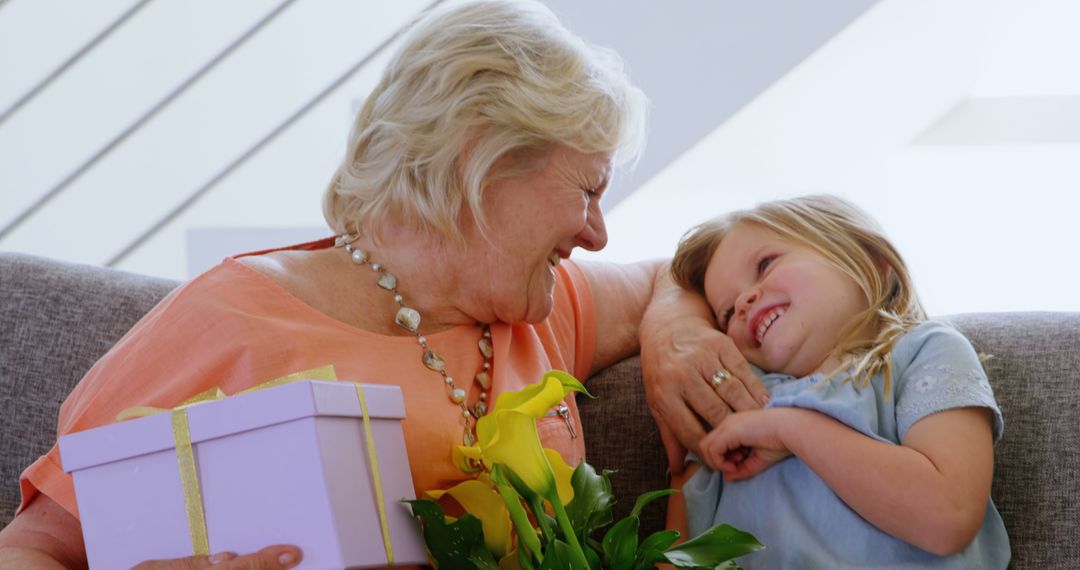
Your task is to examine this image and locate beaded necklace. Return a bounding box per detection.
[335,233,491,445]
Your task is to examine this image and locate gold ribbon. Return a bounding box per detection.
[354,383,394,565]
[171,407,210,555]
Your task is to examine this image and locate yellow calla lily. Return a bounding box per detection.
[452,444,484,473]
[476,370,589,447]
[498,549,524,570]
[426,480,513,558]
[545,448,575,505]
[483,410,557,497]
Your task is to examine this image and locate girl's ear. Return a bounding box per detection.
[874,254,892,280]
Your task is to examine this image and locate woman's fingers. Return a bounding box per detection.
[132,546,301,570]
[656,419,692,476]
[710,334,770,412]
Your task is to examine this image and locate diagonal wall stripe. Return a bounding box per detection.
[106,0,446,267]
[0,0,153,128]
[0,0,297,243]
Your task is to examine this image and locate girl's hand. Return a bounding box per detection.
[699,409,796,481]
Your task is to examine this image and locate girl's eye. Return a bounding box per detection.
[718,307,734,332]
[757,255,776,274]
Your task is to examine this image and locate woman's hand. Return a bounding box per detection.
[639,268,769,473]
[131,546,302,569]
[699,409,794,481]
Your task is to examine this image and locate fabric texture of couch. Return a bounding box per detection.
[2,251,1078,568]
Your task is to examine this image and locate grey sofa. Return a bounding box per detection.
[2,251,1078,568]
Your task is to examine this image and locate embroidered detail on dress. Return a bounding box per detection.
[897,364,994,423]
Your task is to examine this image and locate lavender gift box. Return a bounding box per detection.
[59,380,429,569]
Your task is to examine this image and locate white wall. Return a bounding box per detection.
[578,0,1080,315]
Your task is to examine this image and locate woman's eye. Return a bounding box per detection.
[757,255,776,274]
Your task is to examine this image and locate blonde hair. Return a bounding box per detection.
[672,195,927,388]
[323,0,647,242]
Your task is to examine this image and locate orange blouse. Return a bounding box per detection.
[19,238,596,524]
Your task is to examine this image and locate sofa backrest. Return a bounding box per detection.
[2,251,1079,569]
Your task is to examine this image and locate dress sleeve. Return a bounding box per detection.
[546,260,596,381]
[893,321,1004,442]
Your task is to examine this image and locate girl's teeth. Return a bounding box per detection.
[548,252,561,267]
[756,307,786,344]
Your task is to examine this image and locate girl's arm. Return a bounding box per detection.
[700,406,994,556]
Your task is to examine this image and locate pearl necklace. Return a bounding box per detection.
[335,233,491,445]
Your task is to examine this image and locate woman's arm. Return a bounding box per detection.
[0,495,86,569]
[638,266,768,470]
[701,406,995,555]
[0,495,303,569]
[576,259,664,375]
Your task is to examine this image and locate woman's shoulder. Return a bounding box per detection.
[233,244,355,312]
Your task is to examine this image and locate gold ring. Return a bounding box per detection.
[711,368,730,388]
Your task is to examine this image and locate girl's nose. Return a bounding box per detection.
[736,288,760,317]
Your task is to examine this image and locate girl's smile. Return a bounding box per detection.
[702,222,871,377]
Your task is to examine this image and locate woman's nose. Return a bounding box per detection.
[575,205,608,252]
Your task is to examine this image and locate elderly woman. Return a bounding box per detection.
[0,1,757,568]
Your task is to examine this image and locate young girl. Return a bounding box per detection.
[666,195,1009,568]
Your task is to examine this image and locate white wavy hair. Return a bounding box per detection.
[323,0,648,243]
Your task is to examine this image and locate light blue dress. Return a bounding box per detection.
[684,321,1010,569]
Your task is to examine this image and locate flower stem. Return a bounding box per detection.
[548,491,591,569]
[494,466,543,562]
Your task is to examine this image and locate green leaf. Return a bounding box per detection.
[467,546,502,570]
[634,550,670,570]
[539,539,591,570]
[566,462,616,540]
[405,499,492,570]
[633,531,681,570]
[638,529,680,556]
[661,523,764,568]
[583,540,602,570]
[629,488,679,519]
[601,516,639,570]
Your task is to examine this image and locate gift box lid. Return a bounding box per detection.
[60,380,404,473]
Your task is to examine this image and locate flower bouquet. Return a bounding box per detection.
[407,370,763,569]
